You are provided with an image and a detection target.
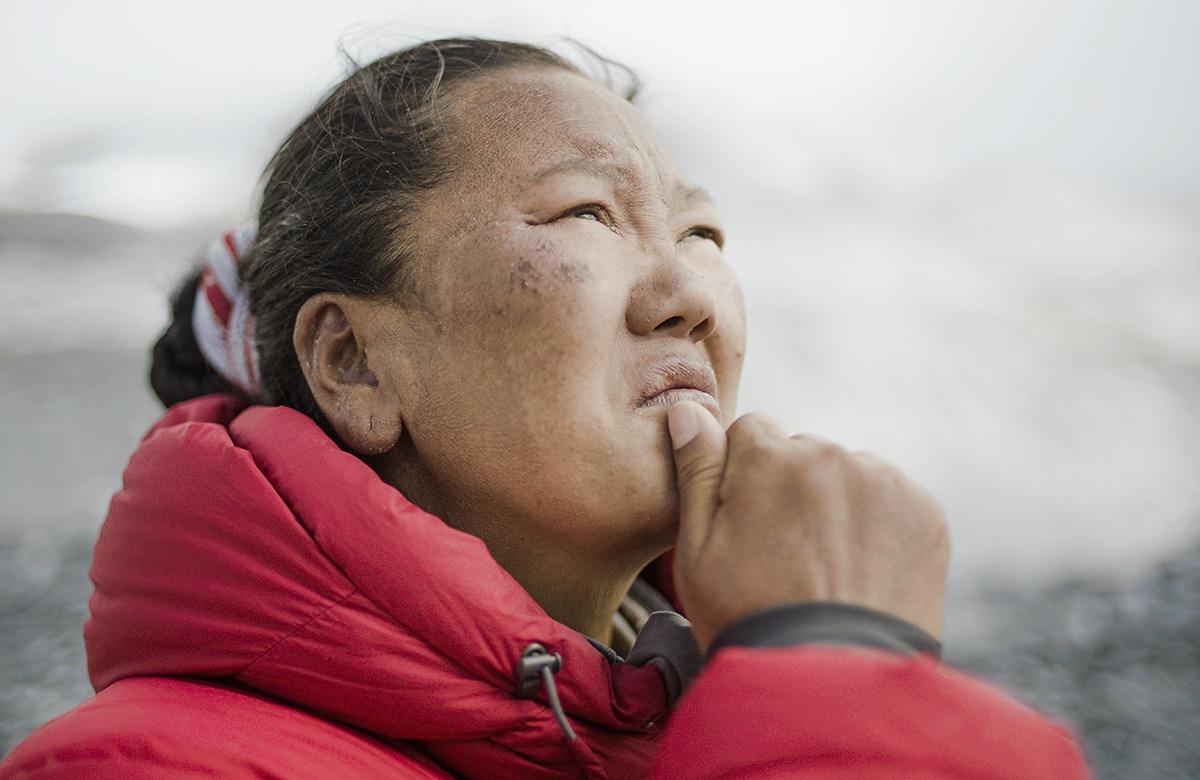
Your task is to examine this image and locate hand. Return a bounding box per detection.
[667,402,949,652]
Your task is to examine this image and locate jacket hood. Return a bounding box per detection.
[85,395,683,778]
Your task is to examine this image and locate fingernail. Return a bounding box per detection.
[668,403,699,449]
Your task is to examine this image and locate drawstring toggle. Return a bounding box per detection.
[516,643,578,742]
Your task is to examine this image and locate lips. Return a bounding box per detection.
[637,358,720,419]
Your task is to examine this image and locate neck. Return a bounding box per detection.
[491,541,652,647]
[378,451,665,647]
[451,506,663,647]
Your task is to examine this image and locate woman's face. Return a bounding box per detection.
[370,66,745,566]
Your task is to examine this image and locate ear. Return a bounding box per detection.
[293,293,404,455]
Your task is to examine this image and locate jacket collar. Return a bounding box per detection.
[87,395,697,779]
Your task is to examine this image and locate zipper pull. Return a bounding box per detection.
[516,643,578,742]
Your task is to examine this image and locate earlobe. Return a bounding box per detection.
[294,294,404,455]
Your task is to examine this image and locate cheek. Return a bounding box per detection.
[430,240,621,397]
[493,256,595,319]
[473,238,616,347]
[500,235,597,302]
[713,272,748,421]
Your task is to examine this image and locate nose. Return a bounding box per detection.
[626,254,718,342]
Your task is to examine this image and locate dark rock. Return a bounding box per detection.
[0,536,94,755]
[950,538,1200,779]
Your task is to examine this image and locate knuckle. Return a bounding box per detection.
[793,436,852,478]
[729,412,787,443]
[743,437,784,466]
[803,435,846,460]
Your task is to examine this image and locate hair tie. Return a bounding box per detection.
[192,224,262,399]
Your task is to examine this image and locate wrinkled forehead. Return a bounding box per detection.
[439,66,683,190]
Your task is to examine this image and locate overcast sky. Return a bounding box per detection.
[1,0,1198,228]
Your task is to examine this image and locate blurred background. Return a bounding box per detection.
[1,0,1198,775]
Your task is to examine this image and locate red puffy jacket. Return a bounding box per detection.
[1,396,1089,778]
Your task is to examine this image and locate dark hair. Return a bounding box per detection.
[150,271,233,406]
[150,37,639,415]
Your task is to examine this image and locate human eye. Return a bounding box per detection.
[561,203,618,231]
[681,224,724,249]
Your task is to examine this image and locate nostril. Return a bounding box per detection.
[689,316,715,341]
[652,314,716,341]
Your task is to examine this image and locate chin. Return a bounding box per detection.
[614,483,680,557]
[572,441,680,557]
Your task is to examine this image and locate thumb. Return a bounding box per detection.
[668,402,727,556]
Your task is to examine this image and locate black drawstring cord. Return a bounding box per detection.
[516,643,578,742]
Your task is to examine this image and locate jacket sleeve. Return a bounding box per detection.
[651,604,1090,779]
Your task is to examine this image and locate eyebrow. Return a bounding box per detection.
[678,184,715,207]
[533,156,634,187]
[533,156,715,208]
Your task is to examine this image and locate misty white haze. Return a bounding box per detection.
[3,0,1197,583]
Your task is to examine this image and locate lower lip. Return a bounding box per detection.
[640,388,721,419]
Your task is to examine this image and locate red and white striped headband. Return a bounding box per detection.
[192,224,262,399]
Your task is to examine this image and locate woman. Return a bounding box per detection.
[1,38,1087,778]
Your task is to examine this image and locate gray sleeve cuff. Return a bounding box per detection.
[707,601,942,658]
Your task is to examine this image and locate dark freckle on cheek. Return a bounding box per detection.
[508,259,543,293]
[552,262,592,283]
